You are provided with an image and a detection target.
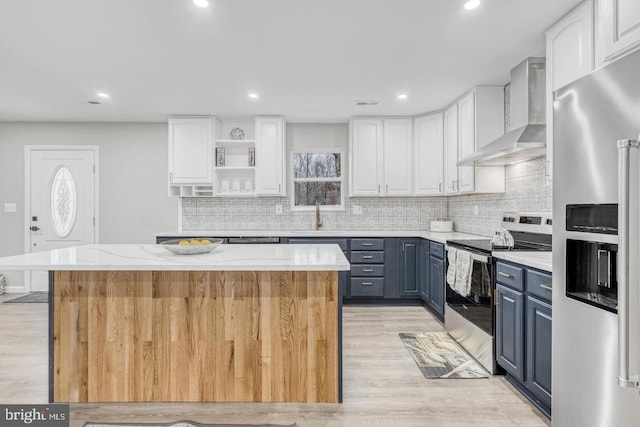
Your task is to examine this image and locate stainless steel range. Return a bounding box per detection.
[445,212,552,374]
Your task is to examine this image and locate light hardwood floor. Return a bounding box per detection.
[0,300,550,427]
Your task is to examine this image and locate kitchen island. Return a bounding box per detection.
[0,243,350,404]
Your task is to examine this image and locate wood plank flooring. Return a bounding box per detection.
[0,300,549,427]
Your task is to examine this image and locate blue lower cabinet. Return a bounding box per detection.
[428,255,445,318]
[496,284,525,381]
[526,296,552,408]
[399,239,421,297]
[419,240,430,302]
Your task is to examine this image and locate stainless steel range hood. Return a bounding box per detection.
[458,57,546,166]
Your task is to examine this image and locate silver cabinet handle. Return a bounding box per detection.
[362,243,373,246]
[362,255,373,259]
[617,138,639,388]
[362,269,374,273]
[498,271,513,278]
[540,284,552,291]
[362,282,373,286]
[451,179,455,189]
[439,182,442,193]
[278,183,281,193]
[378,184,381,193]
[169,172,173,182]
[386,184,389,194]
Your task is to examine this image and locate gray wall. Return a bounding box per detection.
[0,122,178,288]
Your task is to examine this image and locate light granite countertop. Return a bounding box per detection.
[0,243,351,272]
[156,229,489,245]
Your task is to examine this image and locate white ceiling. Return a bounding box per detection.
[0,0,582,123]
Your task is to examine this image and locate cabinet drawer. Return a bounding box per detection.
[430,242,445,258]
[350,278,384,297]
[496,262,524,291]
[351,238,384,251]
[351,264,384,277]
[351,251,384,264]
[526,270,553,302]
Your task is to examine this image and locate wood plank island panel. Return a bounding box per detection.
[52,270,339,403]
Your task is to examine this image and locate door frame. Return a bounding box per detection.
[23,145,100,292]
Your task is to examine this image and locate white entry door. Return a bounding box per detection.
[26,148,97,291]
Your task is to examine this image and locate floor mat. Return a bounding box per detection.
[399,331,489,379]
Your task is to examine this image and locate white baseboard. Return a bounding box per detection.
[5,285,28,294]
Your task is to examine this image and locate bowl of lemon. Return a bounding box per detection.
[160,238,223,255]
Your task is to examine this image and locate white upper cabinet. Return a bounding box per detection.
[600,0,640,62]
[457,92,476,193]
[443,87,505,196]
[382,118,413,196]
[350,118,383,196]
[255,116,286,196]
[349,118,412,197]
[546,0,594,181]
[443,104,459,195]
[168,116,222,197]
[414,112,444,196]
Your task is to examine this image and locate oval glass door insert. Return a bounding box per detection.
[49,166,77,238]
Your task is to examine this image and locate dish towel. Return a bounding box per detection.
[446,247,457,287]
[454,250,473,297]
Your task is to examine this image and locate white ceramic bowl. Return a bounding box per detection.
[160,238,223,255]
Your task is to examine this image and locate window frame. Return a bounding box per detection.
[290,148,345,212]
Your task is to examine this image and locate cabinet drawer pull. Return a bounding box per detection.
[540,284,553,291]
[362,243,373,246]
[362,256,373,259]
[362,282,373,286]
[362,269,374,272]
[498,271,513,278]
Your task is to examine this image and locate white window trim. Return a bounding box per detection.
[290,148,345,212]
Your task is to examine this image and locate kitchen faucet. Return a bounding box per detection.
[315,199,323,230]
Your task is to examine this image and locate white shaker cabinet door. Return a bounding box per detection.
[601,0,640,62]
[443,104,459,195]
[255,116,286,196]
[350,118,383,196]
[414,113,444,196]
[546,0,594,181]
[457,91,476,194]
[168,117,214,184]
[382,118,413,196]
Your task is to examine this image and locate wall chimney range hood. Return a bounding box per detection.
[458,57,546,166]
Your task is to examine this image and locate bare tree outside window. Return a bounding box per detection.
[292,152,343,208]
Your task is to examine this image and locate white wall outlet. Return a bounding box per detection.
[4,203,17,213]
[473,205,479,216]
[352,205,363,215]
[275,204,283,214]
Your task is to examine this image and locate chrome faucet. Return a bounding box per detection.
[315,199,323,230]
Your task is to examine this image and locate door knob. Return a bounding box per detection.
[30,226,40,231]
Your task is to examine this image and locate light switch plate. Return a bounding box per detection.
[4,203,17,213]
[474,205,479,216]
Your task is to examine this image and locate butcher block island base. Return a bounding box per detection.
[52,269,338,403]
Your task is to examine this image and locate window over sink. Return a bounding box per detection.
[291,150,344,211]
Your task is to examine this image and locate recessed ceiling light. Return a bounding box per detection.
[193,0,209,7]
[248,93,259,99]
[397,94,408,100]
[464,0,480,10]
[96,92,110,99]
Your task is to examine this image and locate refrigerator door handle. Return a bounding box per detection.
[617,138,640,389]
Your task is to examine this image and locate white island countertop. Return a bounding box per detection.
[492,251,553,272]
[0,243,351,272]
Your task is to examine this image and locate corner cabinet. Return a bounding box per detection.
[349,118,413,197]
[443,88,505,195]
[168,116,221,197]
[414,112,444,195]
[255,116,286,196]
[600,0,640,63]
[545,0,594,181]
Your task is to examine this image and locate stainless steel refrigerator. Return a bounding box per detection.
[553,48,640,426]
